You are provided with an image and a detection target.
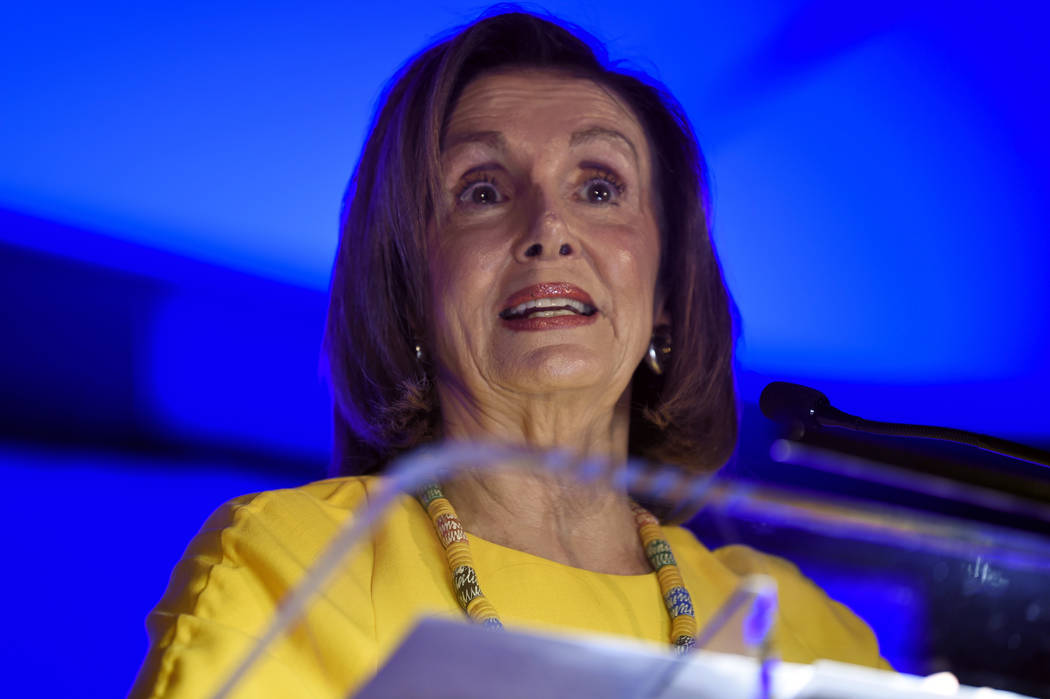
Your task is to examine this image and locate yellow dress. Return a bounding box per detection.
[129,476,889,698]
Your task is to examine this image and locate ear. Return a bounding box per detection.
[652,285,671,332]
[654,307,671,331]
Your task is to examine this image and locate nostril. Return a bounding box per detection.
[558,243,572,256]
[525,243,543,257]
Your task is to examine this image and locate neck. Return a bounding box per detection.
[435,370,633,457]
[432,374,651,574]
[441,470,651,575]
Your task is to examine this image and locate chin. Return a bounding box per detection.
[501,345,615,392]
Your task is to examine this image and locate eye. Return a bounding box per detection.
[457,175,505,206]
[583,180,615,203]
[577,168,626,205]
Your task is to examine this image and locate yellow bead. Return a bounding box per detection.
[656,566,683,591]
[671,614,696,639]
[638,523,663,543]
[466,596,498,621]
[428,499,455,520]
[446,540,473,570]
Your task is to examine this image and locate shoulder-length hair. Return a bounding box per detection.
[323,9,738,479]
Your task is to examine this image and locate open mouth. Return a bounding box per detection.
[499,297,597,320]
[497,282,599,324]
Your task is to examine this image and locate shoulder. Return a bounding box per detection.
[708,543,803,578]
[180,475,395,599]
[162,474,383,604]
[200,475,393,544]
[661,532,890,670]
[209,474,377,526]
[716,543,889,669]
[130,476,390,698]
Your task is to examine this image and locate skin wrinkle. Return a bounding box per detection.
[444,129,507,154]
[428,70,669,575]
[568,126,639,166]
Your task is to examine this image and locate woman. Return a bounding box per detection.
[131,10,886,698]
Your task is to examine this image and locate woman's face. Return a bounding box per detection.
[428,70,663,410]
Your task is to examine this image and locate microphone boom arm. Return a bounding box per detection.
[814,410,1050,468]
[759,381,1050,469]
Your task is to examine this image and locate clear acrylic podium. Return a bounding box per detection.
[211,442,1050,699]
[356,615,1033,698]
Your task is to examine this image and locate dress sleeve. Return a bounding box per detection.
[129,482,380,698]
[712,544,893,671]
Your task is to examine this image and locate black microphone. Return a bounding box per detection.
[759,381,1050,468]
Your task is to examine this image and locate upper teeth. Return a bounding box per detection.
[502,297,595,318]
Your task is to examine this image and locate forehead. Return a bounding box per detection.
[443,70,649,158]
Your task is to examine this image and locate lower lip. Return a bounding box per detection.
[500,314,598,331]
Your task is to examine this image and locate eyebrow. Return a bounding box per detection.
[445,127,637,159]
[569,126,638,164]
[443,130,507,153]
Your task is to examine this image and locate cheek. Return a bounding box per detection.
[600,224,661,302]
[432,233,504,299]
[427,227,509,344]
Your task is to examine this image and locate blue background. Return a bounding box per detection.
[1,1,1047,695]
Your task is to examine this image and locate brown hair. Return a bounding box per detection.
[323,9,738,478]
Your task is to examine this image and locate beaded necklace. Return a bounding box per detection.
[416,483,698,654]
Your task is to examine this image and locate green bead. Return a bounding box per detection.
[645,539,676,569]
[417,483,444,508]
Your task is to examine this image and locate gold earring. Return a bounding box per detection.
[645,332,671,375]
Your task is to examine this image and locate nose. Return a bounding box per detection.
[514,196,577,262]
[523,241,574,258]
